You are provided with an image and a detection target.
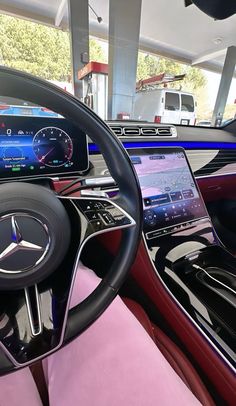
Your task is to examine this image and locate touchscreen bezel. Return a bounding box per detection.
[0,116,89,180]
[127,146,209,236]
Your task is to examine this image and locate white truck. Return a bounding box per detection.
[133,74,196,125]
[133,88,196,125]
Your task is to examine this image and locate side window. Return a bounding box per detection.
[165,92,180,111]
[181,94,194,112]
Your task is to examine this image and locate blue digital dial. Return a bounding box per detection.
[33,127,73,167]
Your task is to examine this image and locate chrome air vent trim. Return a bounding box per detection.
[107,122,177,139]
[141,127,158,135]
[123,127,141,136]
[157,127,172,136]
[110,126,123,136]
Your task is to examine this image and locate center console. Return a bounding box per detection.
[129,147,236,370]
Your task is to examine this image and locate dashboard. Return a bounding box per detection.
[0,115,233,243]
[0,116,88,179]
[0,116,218,240]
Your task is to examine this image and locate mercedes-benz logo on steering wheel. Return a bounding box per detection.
[0,213,50,274]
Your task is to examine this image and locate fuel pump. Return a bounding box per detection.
[78,62,108,120]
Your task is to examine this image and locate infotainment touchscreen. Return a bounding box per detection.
[129,148,208,239]
[0,116,88,179]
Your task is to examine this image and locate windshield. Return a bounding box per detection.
[0,1,235,127]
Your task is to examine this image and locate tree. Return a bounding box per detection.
[0,15,106,81]
[90,38,107,63]
[0,14,206,96]
[0,15,71,80]
[137,53,160,81]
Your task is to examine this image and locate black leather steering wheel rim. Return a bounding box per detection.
[0,67,143,369]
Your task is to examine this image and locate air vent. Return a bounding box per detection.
[110,126,123,136]
[123,127,141,136]
[157,127,172,136]
[107,122,177,138]
[141,127,157,135]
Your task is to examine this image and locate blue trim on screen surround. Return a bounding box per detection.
[89,141,236,153]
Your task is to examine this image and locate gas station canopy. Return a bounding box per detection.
[0,0,236,75]
[0,0,235,123]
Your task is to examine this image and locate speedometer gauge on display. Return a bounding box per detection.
[0,116,88,178]
[33,127,73,167]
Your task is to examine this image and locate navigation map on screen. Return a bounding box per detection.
[130,149,207,238]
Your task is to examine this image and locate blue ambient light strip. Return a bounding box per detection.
[88,141,236,153]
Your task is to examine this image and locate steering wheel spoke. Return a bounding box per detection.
[24,285,42,337]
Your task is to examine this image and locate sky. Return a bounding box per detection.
[204,70,236,108]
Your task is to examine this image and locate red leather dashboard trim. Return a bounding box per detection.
[53,180,82,197]
[197,175,236,203]
[99,231,236,405]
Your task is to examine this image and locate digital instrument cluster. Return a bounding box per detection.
[129,148,208,239]
[0,116,88,178]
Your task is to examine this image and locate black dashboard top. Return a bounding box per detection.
[1,116,236,182]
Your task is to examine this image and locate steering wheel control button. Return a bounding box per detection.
[73,199,134,232]
[75,199,113,215]
[93,202,104,210]
[90,220,103,231]
[106,207,131,226]
[85,211,100,221]
[100,212,115,225]
[0,214,49,274]
[75,200,94,211]
[76,200,106,212]
[83,203,93,211]
[100,201,113,209]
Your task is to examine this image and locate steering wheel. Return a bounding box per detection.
[0,67,142,375]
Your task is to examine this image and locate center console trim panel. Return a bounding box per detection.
[142,235,236,373]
